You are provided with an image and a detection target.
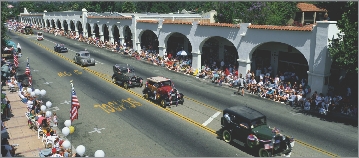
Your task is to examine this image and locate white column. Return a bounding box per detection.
[270,51,279,77]
[237,59,251,77]
[158,46,166,57]
[191,51,202,71]
[97,24,103,41]
[119,37,125,45]
[108,27,114,43]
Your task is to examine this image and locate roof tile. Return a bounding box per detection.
[136,20,159,24]
[87,16,132,20]
[198,22,240,28]
[297,3,327,12]
[248,24,314,32]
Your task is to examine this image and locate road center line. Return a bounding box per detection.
[202,111,221,126]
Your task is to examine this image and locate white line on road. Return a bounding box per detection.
[202,111,221,126]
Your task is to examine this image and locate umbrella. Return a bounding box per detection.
[177,50,187,56]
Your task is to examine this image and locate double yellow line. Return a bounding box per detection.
[18,32,339,157]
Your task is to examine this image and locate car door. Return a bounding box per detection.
[236,118,252,142]
[74,53,79,63]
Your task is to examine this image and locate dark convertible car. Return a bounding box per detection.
[54,44,68,53]
[112,64,143,89]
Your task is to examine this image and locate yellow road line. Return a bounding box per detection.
[18,32,339,157]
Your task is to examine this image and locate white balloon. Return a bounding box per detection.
[27,88,33,93]
[40,89,46,96]
[30,92,36,97]
[40,105,46,112]
[34,89,40,95]
[45,111,52,117]
[64,120,71,127]
[46,101,52,108]
[62,127,70,136]
[62,140,71,149]
[94,150,105,157]
[76,145,86,156]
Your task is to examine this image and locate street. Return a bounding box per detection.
[8,31,358,157]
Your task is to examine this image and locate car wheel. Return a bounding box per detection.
[139,83,143,87]
[112,78,117,84]
[222,130,232,143]
[80,63,84,67]
[144,93,149,100]
[258,148,271,157]
[124,82,128,89]
[160,99,166,108]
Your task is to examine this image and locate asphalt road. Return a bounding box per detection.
[12,31,358,157]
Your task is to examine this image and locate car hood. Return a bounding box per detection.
[158,86,172,93]
[252,125,276,140]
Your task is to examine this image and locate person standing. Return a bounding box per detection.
[237,74,245,96]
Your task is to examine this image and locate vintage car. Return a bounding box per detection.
[73,51,95,67]
[142,76,184,107]
[221,106,295,157]
[112,64,143,89]
[24,26,33,35]
[37,32,44,41]
[54,44,68,53]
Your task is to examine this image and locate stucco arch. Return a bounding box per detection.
[76,21,83,34]
[46,19,50,27]
[112,25,120,43]
[86,23,92,38]
[248,41,309,64]
[70,20,75,31]
[63,20,68,32]
[163,32,193,54]
[139,30,159,51]
[56,19,61,29]
[102,24,109,41]
[51,19,55,28]
[93,23,100,38]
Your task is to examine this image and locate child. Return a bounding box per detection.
[53,112,58,126]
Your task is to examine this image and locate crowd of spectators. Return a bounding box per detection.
[26,24,357,118]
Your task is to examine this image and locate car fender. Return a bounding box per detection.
[142,88,150,94]
[179,93,184,98]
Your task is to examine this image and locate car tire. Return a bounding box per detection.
[222,130,232,143]
[112,77,117,84]
[160,99,166,108]
[144,93,149,100]
[124,82,128,89]
[139,83,143,87]
[258,148,271,157]
[80,63,84,67]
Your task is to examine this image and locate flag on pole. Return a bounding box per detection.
[25,62,30,76]
[28,75,32,86]
[13,53,19,67]
[70,85,80,122]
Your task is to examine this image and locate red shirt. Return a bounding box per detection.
[168,54,172,59]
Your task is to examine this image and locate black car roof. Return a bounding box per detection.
[114,64,134,69]
[223,106,265,121]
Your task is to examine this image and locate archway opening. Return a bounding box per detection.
[166,32,192,59]
[251,42,309,84]
[86,23,91,38]
[51,20,55,28]
[70,21,75,31]
[94,24,99,38]
[124,26,132,48]
[46,20,50,28]
[113,25,120,44]
[103,24,109,42]
[56,20,61,30]
[76,21,83,35]
[63,20,68,32]
[140,30,158,53]
[200,36,238,70]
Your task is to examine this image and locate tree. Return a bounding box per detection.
[1,2,10,46]
[328,1,358,73]
[122,1,136,13]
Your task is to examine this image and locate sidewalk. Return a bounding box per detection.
[4,90,44,157]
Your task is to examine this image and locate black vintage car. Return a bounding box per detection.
[221,106,295,157]
[112,64,143,89]
[54,44,68,53]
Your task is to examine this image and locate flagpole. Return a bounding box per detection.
[70,80,73,156]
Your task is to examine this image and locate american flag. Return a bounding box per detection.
[13,53,19,67]
[25,62,30,76]
[28,75,32,86]
[70,88,80,122]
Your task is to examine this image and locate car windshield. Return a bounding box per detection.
[160,80,172,86]
[38,33,42,36]
[81,53,90,57]
[251,118,266,128]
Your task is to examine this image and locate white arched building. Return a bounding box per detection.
[19,7,340,95]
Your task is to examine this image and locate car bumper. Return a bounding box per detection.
[59,49,68,52]
[164,98,184,105]
[128,81,143,87]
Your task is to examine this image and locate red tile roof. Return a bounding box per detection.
[198,22,240,28]
[136,20,159,24]
[248,24,314,32]
[87,16,132,20]
[296,3,327,12]
[163,21,192,25]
